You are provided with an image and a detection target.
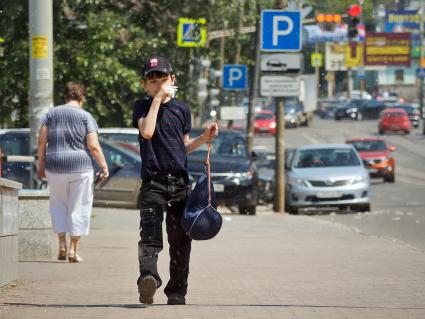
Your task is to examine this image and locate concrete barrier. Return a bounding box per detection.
[18,189,53,261]
[0,178,22,288]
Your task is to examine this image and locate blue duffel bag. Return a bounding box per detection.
[181,143,222,240]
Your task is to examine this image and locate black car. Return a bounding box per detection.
[187,129,260,215]
[386,104,420,128]
[334,99,386,121]
[0,130,33,188]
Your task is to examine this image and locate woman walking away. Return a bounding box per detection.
[37,81,109,263]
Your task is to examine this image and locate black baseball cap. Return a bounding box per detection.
[142,56,173,78]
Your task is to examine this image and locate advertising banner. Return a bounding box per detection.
[364,32,411,66]
[325,43,346,71]
[344,43,364,68]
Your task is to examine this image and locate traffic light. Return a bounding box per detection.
[348,4,361,39]
[316,13,342,32]
[348,16,360,38]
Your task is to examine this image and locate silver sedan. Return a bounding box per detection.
[285,144,371,214]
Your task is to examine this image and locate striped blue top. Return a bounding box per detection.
[41,104,98,174]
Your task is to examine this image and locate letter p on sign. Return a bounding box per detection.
[261,10,302,52]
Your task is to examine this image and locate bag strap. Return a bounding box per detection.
[205,140,212,205]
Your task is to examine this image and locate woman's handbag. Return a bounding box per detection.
[181,141,222,240]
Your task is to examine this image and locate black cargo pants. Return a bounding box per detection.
[138,172,191,298]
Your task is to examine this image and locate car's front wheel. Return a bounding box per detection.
[238,205,256,215]
[285,203,298,214]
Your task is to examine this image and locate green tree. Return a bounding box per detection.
[0,0,270,128]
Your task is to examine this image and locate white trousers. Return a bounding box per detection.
[46,171,94,236]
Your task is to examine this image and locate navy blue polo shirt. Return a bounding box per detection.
[132,97,192,182]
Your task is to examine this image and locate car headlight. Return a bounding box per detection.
[288,177,309,187]
[350,176,368,184]
[231,171,253,185]
[270,122,276,128]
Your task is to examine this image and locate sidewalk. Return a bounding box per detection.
[1,207,425,319]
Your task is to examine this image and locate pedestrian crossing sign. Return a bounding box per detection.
[177,18,207,47]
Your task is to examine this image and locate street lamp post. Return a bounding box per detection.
[29,0,53,187]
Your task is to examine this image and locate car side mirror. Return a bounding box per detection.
[389,146,396,152]
[251,151,258,161]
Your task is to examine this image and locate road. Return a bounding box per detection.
[254,117,425,252]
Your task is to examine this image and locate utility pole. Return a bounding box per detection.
[246,0,261,152]
[420,0,425,134]
[29,0,53,188]
[272,0,289,214]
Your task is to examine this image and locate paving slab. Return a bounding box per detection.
[1,207,424,319]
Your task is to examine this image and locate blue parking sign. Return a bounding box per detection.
[417,68,425,78]
[223,65,248,90]
[261,10,302,52]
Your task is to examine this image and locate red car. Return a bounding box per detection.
[378,108,412,135]
[346,138,396,183]
[254,110,276,134]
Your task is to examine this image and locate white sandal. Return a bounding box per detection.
[68,250,83,263]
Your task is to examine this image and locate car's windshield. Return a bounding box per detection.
[392,105,414,113]
[350,140,387,152]
[255,113,273,120]
[190,132,249,159]
[293,148,360,168]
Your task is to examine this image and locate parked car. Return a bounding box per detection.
[0,130,33,188]
[378,108,412,135]
[285,144,371,214]
[187,129,260,215]
[93,138,142,208]
[254,110,276,134]
[385,104,420,128]
[0,130,142,207]
[98,127,140,154]
[346,138,396,183]
[252,146,275,204]
[254,147,297,205]
[334,99,385,121]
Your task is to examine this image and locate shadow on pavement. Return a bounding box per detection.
[2,302,424,310]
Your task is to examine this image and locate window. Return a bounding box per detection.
[395,69,404,83]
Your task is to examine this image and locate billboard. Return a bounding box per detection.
[364,32,411,66]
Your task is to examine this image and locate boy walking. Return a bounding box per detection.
[132,56,218,305]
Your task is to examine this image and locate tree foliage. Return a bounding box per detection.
[1,0,274,128]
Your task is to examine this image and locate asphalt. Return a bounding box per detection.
[1,207,425,319]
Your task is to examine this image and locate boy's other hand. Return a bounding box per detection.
[203,122,218,142]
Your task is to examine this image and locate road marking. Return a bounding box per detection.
[302,133,320,144]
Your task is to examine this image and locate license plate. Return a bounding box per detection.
[316,191,342,199]
[368,168,378,173]
[214,183,224,192]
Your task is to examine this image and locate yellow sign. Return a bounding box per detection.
[177,18,207,47]
[0,37,4,44]
[345,43,363,68]
[32,36,48,59]
[311,53,322,67]
[421,57,425,68]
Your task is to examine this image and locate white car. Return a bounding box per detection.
[285,144,371,214]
